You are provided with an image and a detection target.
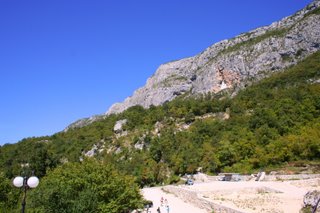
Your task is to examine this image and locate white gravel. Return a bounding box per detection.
[142,186,208,213]
[141,177,320,213]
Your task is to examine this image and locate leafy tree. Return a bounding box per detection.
[0,172,20,212]
[28,159,143,213]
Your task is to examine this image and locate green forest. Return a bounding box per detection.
[1,51,320,212]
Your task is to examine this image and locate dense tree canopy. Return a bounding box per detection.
[28,160,143,213]
[0,172,20,212]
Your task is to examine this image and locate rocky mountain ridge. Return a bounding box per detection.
[65,0,320,131]
[106,0,320,115]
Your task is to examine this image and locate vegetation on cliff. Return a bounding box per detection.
[0,51,319,211]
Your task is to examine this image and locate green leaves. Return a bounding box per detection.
[0,172,20,212]
[28,160,143,213]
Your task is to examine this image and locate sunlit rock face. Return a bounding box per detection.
[105,1,320,114]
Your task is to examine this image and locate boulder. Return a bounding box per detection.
[303,190,320,212]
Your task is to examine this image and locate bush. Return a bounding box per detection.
[28,160,143,213]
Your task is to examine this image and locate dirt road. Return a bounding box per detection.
[142,186,208,213]
[142,177,320,213]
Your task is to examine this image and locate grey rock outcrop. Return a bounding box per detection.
[303,190,320,212]
[107,0,320,115]
[84,144,98,157]
[63,115,104,132]
[113,119,127,133]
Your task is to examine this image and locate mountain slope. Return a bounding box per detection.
[1,1,320,187]
[1,51,319,184]
[1,3,320,212]
[107,0,320,115]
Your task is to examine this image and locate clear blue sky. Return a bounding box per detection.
[0,0,312,145]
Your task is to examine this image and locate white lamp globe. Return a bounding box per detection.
[27,176,39,188]
[13,176,24,188]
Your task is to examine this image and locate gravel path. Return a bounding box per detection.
[142,186,208,213]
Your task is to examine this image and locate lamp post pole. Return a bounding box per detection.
[21,177,27,213]
[13,175,39,213]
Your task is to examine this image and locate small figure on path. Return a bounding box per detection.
[160,197,164,206]
[164,198,168,206]
[166,205,170,213]
[157,206,161,213]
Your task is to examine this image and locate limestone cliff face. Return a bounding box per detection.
[107,0,320,115]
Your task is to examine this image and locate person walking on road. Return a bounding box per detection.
[166,205,170,213]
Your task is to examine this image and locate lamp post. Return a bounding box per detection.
[13,175,39,213]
